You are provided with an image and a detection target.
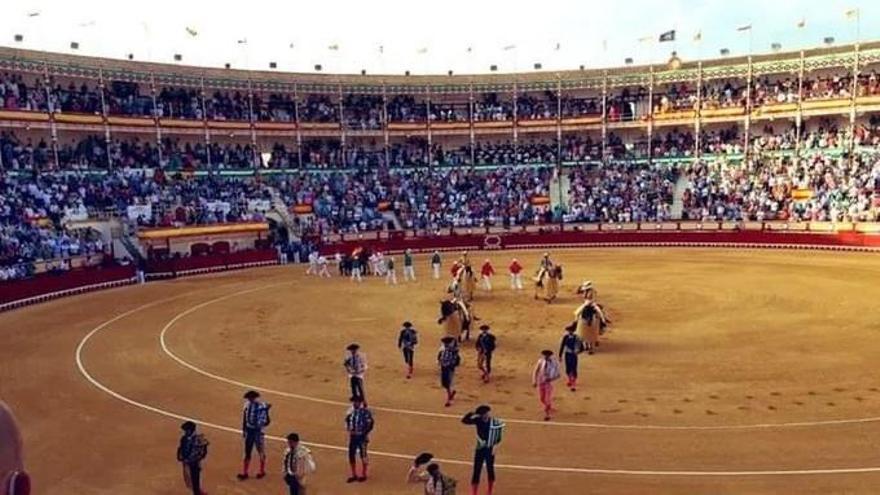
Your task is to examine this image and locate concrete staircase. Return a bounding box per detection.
[670,173,690,220]
[382,211,402,230]
[117,226,145,262]
[267,186,300,240]
[549,171,571,213]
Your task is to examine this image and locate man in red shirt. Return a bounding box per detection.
[508,258,523,290]
[480,259,495,291]
[450,260,462,279]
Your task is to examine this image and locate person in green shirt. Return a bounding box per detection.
[403,249,416,282]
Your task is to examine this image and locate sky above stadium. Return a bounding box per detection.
[0,0,878,75]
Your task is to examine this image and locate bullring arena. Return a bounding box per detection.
[6,243,880,494]
[6,2,880,494]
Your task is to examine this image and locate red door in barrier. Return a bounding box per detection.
[191,243,211,256]
[212,241,230,254]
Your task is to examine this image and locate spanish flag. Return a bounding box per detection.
[791,188,813,201]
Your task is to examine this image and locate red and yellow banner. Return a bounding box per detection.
[138,222,268,240]
[791,188,813,201]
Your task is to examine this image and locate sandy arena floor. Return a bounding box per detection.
[4,248,880,494]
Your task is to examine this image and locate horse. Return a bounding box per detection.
[438,299,474,341]
[572,298,610,353]
[535,264,563,303]
[460,265,477,302]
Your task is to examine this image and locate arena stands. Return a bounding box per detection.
[681,153,880,223]
[2,41,880,289]
[566,162,678,223]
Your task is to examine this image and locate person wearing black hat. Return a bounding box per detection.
[177,421,209,495]
[406,452,435,485]
[475,325,497,383]
[532,350,562,421]
[397,321,419,379]
[461,405,505,495]
[430,250,442,279]
[344,396,374,483]
[437,336,461,407]
[282,432,315,495]
[344,343,368,403]
[407,453,457,495]
[238,390,271,480]
[559,324,585,391]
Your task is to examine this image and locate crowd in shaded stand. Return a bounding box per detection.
[301,139,344,168]
[344,95,383,129]
[4,120,876,173]
[0,73,49,111]
[561,96,602,117]
[702,127,743,155]
[474,93,514,121]
[5,68,879,130]
[387,96,427,123]
[429,101,469,122]
[299,95,338,122]
[0,132,53,170]
[255,93,296,122]
[517,93,558,120]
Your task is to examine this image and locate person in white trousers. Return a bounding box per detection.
[385,257,398,285]
[480,259,495,291]
[351,257,363,283]
[306,251,319,275]
[509,258,524,290]
[403,250,416,282]
[431,251,441,279]
[318,255,331,277]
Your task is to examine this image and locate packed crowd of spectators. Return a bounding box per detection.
[0,173,107,281]
[1,73,50,112]
[273,166,554,233]
[517,93,558,120]
[0,132,264,170]
[5,69,879,133]
[278,136,605,169]
[0,132,53,169]
[4,144,879,280]
[566,162,677,223]
[6,65,880,284]
[5,117,877,174]
[681,153,880,222]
